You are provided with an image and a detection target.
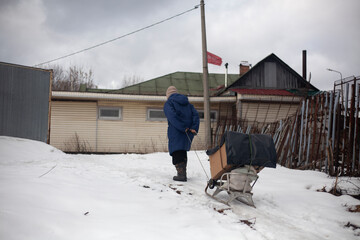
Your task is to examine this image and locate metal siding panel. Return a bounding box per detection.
[100,100,213,153]
[97,100,210,153]
[0,63,50,142]
[96,101,167,153]
[50,101,97,151]
[51,99,220,153]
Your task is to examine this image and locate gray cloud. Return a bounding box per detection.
[42,0,170,34]
[1,0,359,91]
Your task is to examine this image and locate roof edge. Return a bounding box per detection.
[52,91,236,103]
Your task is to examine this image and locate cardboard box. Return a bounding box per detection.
[209,143,234,180]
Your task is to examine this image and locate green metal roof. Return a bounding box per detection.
[86,72,239,96]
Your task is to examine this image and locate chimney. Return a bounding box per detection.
[302,50,307,80]
[240,61,250,76]
[224,63,228,87]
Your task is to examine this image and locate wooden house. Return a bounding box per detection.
[218,53,319,125]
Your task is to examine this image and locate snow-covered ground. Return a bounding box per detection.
[0,136,359,240]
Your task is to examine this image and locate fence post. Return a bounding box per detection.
[342,83,349,173]
[354,83,360,173]
[298,100,306,166]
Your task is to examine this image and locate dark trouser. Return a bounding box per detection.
[172,150,187,165]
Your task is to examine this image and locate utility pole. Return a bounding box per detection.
[200,0,211,148]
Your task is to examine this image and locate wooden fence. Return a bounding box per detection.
[213,76,360,177]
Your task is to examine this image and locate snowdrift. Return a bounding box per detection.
[0,136,359,240]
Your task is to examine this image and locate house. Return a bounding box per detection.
[218,53,319,125]
[49,54,319,153]
[50,72,239,153]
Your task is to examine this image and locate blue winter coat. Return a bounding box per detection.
[164,93,200,156]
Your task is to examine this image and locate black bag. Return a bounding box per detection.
[206,131,277,168]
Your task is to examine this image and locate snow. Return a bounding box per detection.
[0,136,359,240]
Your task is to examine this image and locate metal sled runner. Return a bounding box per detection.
[205,131,277,207]
[205,165,259,207]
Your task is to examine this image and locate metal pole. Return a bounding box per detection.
[342,83,349,168]
[353,83,359,169]
[302,50,307,80]
[302,99,309,162]
[298,100,305,164]
[327,68,342,82]
[225,63,228,87]
[321,93,328,171]
[326,91,334,173]
[306,98,313,166]
[327,68,343,104]
[332,92,340,151]
[200,0,211,148]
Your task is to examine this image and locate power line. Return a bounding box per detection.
[34,5,200,67]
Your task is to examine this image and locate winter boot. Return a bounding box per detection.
[173,161,187,182]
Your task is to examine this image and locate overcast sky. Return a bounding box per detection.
[1,0,359,90]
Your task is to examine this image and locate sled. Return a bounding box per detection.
[205,131,277,207]
[205,165,259,207]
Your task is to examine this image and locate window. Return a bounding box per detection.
[198,110,217,122]
[147,109,167,121]
[98,107,122,120]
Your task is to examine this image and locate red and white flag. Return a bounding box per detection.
[207,51,222,66]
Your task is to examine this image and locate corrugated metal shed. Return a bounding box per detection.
[0,62,51,143]
[86,72,239,96]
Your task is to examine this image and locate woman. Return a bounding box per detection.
[164,86,199,182]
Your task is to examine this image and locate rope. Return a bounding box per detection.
[239,133,254,191]
[248,134,253,166]
[246,134,254,173]
[185,131,210,181]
